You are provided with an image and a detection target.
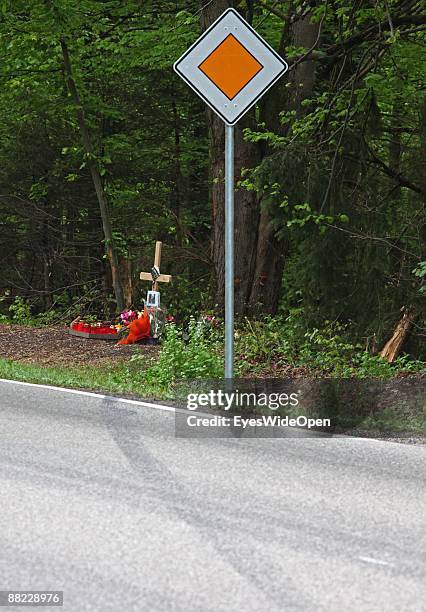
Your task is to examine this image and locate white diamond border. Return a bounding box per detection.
[174,8,288,125]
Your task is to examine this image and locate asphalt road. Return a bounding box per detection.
[0,379,425,612]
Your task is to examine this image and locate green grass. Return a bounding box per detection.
[0,358,424,435]
[0,358,169,400]
[359,410,425,434]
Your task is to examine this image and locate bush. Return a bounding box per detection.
[235,312,425,377]
[235,309,306,372]
[7,297,36,325]
[0,296,61,326]
[142,319,223,387]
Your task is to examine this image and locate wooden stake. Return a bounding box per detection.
[139,241,172,292]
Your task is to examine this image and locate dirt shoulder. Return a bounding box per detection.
[0,324,159,366]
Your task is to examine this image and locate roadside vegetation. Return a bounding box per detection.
[1,304,425,383]
[1,313,424,437]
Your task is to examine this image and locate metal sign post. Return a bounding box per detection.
[174,8,288,379]
[225,124,234,378]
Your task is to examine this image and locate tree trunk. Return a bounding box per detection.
[59,39,124,311]
[119,258,134,307]
[201,1,262,315]
[171,97,184,246]
[247,212,286,314]
[201,2,322,315]
[380,308,416,362]
[249,14,321,313]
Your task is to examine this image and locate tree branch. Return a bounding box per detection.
[326,14,426,56]
[367,147,426,196]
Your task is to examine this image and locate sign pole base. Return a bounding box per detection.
[225,123,234,380]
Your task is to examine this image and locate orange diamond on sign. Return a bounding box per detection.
[174,8,288,124]
[199,34,263,100]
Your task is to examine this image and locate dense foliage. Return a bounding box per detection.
[0,1,425,358]
[139,316,425,386]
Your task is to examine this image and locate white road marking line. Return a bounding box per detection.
[0,378,227,421]
[359,556,394,567]
[1,379,417,445]
[0,378,176,413]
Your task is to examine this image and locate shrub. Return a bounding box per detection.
[235,313,425,377]
[8,297,36,325]
[142,319,223,386]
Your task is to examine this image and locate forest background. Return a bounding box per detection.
[0,0,425,381]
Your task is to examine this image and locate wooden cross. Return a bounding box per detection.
[139,241,172,292]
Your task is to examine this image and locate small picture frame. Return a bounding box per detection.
[146,290,160,308]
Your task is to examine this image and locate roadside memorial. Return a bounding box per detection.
[69,241,172,345]
[69,318,121,340]
[117,305,151,345]
[139,241,172,307]
[139,241,172,341]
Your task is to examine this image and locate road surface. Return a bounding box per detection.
[0,379,425,611]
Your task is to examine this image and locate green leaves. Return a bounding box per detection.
[143,320,223,387]
[412,262,426,279]
[28,181,48,202]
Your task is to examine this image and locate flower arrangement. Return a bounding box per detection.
[201,313,220,327]
[119,309,138,326]
[70,305,174,342]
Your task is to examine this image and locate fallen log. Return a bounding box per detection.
[380,307,416,363]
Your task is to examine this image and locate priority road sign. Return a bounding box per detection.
[173,8,288,126]
[174,8,288,379]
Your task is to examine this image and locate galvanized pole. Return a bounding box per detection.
[225,124,234,379]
